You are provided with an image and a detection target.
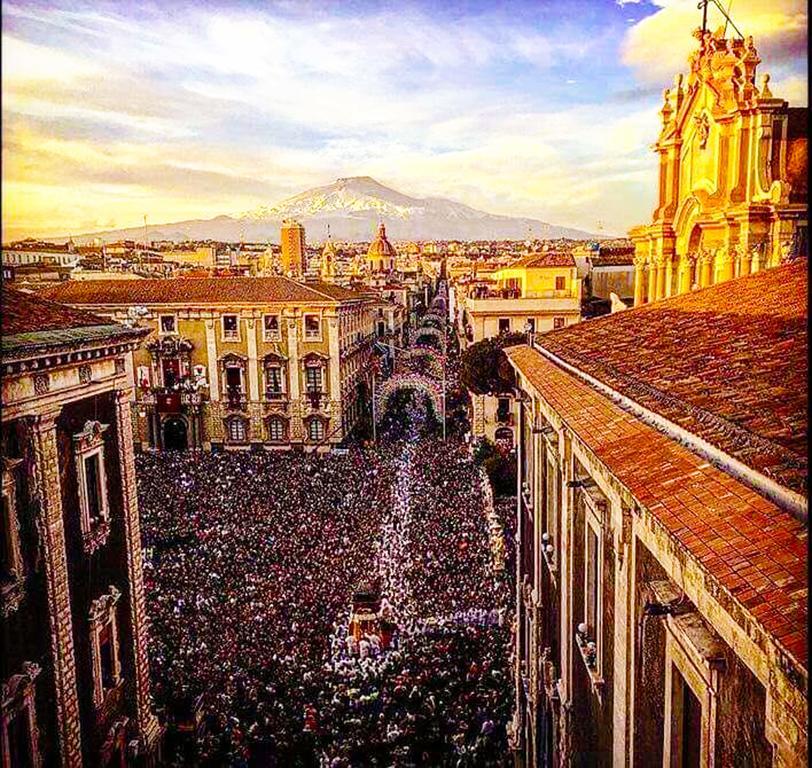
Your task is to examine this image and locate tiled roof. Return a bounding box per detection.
[506,343,807,670]
[2,286,146,357]
[592,247,635,267]
[510,252,575,269]
[39,276,367,306]
[533,263,807,494]
[3,286,110,334]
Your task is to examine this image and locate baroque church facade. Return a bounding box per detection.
[629,27,807,305]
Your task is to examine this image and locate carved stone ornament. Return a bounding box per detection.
[33,373,50,395]
[83,518,111,556]
[78,364,92,384]
[89,585,122,624]
[694,113,710,149]
[2,661,42,704]
[72,420,109,452]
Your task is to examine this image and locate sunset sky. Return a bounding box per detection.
[2,0,807,241]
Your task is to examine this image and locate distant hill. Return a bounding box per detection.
[43,176,602,244]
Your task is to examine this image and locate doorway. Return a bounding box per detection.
[162,417,188,451]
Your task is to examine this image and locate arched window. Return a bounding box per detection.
[226,418,248,443]
[307,419,325,442]
[267,416,286,443]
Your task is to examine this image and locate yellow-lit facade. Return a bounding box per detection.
[43,283,376,452]
[629,29,808,306]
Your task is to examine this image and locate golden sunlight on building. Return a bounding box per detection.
[629,27,808,306]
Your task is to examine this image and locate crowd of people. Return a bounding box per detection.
[136,289,514,766]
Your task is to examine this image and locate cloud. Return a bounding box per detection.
[1,0,667,239]
[621,0,808,85]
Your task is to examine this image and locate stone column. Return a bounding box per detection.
[326,312,342,441]
[246,316,260,403]
[739,248,751,277]
[632,259,646,307]
[677,256,692,294]
[716,247,734,283]
[664,256,674,299]
[204,318,220,401]
[285,310,303,443]
[113,390,162,754]
[646,262,657,304]
[656,258,667,300]
[26,409,83,767]
[699,251,713,287]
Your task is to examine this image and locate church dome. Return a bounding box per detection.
[367,223,397,260]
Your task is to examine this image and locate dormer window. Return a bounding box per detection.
[72,422,111,555]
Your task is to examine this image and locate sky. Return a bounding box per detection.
[1,0,807,240]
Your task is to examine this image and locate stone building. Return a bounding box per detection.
[40,277,375,452]
[455,252,582,446]
[629,28,807,306]
[505,261,807,767]
[1,288,161,766]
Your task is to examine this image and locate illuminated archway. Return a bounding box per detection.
[375,374,443,424]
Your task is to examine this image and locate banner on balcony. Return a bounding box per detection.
[156,392,182,413]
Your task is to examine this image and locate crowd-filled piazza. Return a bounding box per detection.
[136,305,516,767]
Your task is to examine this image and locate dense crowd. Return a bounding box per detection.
[137,295,514,766]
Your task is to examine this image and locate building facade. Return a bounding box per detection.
[506,262,807,768]
[1,288,161,767]
[281,219,306,278]
[455,253,582,445]
[629,28,807,306]
[40,277,376,452]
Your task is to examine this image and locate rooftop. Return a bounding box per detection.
[39,276,372,307]
[505,342,807,672]
[532,263,807,495]
[506,252,576,269]
[2,286,146,358]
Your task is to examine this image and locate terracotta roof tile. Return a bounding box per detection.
[510,252,575,269]
[506,342,807,670]
[2,286,111,334]
[532,263,807,494]
[39,276,369,307]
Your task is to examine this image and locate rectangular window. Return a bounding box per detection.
[586,526,599,639]
[84,454,102,521]
[496,398,511,423]
[526,318,536,334]
[305,366,323,393]
[222,314,239,340]
[227,419,247,442]
[498,317,510,334]
[99,624,116,691]
[308,419,325,442]
[263,314,281,341]
[266,366,283,395]
[225,367,243,393]
[268,418,285,442]
[8,707,34,768]
[555,276,566,291]
[304,315,321,340]
[553,316,565,329]
[159,314,177,334]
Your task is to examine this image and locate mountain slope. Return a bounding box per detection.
[43,177,601,244]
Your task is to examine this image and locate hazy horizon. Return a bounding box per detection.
[2,0,807,241]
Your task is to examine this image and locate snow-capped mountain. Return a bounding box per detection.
[49,177,600,244]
